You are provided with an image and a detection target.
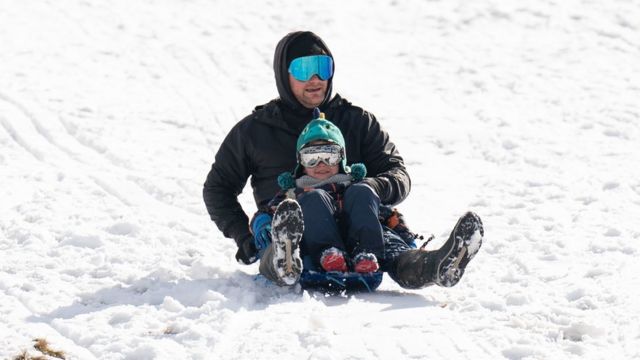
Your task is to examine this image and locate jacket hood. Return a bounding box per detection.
[273,31,334,113]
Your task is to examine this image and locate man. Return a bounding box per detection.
[203,31,483,289]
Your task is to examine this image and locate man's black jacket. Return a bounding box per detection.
[203,94,411,248]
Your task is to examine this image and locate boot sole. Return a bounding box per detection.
[435,212,484,287]
[271,199,304,285]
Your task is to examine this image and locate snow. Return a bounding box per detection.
[467,230,482,256]
[1,0,639,358]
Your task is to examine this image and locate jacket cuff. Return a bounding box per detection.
[362,177,388,202]
[229,222,252,248]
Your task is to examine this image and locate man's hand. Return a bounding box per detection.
[235,236,258,265]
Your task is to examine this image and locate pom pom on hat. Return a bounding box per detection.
[349,163,367,182]
[278,172,296,190]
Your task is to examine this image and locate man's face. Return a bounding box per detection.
[289,74,328,109]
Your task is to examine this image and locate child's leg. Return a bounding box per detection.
[298,189,345,269]
[342,183,384,260]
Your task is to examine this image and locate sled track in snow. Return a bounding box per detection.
[0,90,203,214]
[0,92,82,161]
[0,92,131,206]
[0,93,47,162]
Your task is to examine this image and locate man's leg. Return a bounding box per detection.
[258,199,304,286]
[386,212,484,289]
[259,244,284,285]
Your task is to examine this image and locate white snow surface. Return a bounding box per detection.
[1,0,639,359]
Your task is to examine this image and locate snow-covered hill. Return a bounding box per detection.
[1,0,639,359]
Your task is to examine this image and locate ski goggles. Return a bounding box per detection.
[288,55,334,81]
[298,144,343,168]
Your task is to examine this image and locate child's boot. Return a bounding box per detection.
[353,252,380,273]
[320,247,348,272]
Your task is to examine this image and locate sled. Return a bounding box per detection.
[299,269,383,294]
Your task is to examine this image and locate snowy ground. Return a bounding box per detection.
[1,0,639,359]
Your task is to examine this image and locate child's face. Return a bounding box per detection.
[303,162,339,180]
[299,141,342,180]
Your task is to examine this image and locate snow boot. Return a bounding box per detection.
[320,247,348,272]
[269,199,304,286]
[433,211,483,287]
[389,212,483,289]
[353,252,380,273]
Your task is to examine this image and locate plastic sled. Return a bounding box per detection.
[299,269,383,294]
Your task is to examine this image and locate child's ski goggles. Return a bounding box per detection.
[288,55,334,81]
[298,144,343,167]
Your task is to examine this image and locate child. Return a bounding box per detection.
[253,110,384,275]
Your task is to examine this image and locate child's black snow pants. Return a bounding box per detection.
[297,183,385,269]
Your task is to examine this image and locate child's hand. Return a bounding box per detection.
[251,213,272,250]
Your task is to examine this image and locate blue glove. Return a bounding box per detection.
[251,213,272,251]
